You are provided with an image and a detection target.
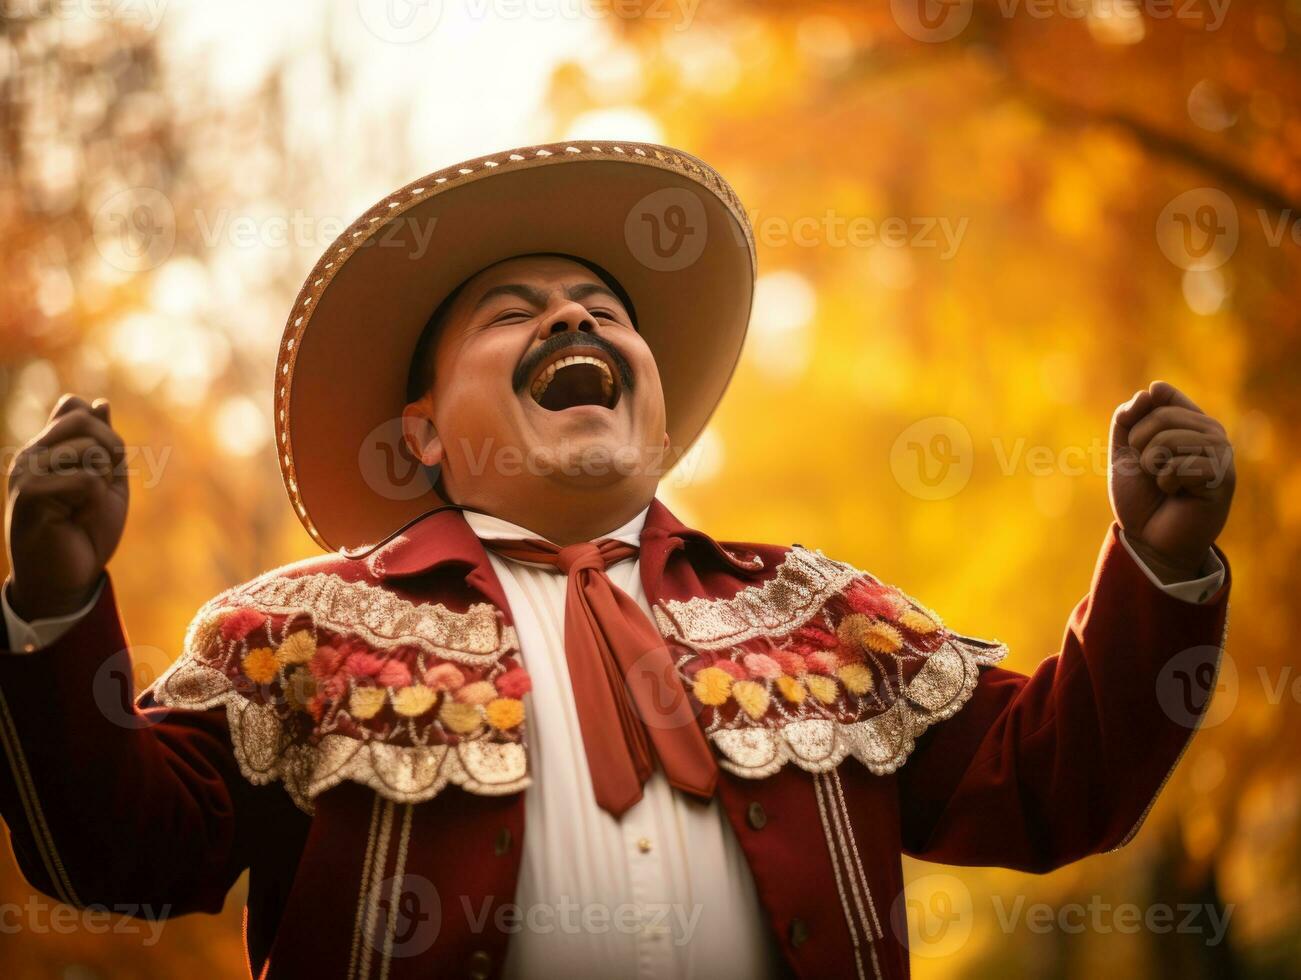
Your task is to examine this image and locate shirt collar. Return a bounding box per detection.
[463,505,648,547]
[361,497,762,582]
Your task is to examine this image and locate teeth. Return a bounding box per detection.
[530,355,615,401]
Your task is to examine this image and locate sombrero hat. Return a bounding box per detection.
[274,140,756,552]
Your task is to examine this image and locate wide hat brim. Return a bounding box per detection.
[275,141,756,552]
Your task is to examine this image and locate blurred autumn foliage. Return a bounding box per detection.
[2,1,1299,978]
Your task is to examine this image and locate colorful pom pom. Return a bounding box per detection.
[276,630,316,667]
[440,700,482,734]
[743,653,783,680]
[899,608,939,634]
[775,675,807,704]
[693,666,734,706]
[375,660,412,689]
[731,680,770,719]
[221,608,266,642]
[393,684,437,717]
[494,667,532,699]
[424,663,466,691]
[241,647,279,684]
[806,674,839,704]
[457,680,497,706]
[485,697,525,731]
[349,686,387,720]
[837,663,875,695]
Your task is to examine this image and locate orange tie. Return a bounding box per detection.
[485,537,718,817]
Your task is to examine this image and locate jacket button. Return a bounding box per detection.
[746,801,767,830]
[467,949,492,978]
[494,827,512,856]
[789,917,810,947]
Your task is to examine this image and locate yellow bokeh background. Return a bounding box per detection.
[2,1,1299,976]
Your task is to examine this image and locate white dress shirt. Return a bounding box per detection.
[464,507,782,980]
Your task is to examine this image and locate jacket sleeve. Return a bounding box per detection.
[896,524,1230,873]
[0,574,290,913]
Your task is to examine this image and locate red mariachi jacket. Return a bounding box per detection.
[0,500,1229,980]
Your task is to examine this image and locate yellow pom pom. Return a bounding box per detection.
[349,686,387,720]
[837,663,875,695]
[731,680,770,719]
[775,675,807,704]
[899,608,939,634]
[863,621,903,654]
[806,674,839,704]
[393,684,436,717]
[276,629,316,666]
[836,613,872,650]
[440,700,483,734]
[457,680,497,706]
[242,647,279,684]
[485,697,525,731]
[693,666,734,706]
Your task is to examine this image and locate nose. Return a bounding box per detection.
[537,299,596,340]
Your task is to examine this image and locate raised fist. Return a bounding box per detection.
[5,395,129,620]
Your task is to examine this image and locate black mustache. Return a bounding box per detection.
[512,332,635,393]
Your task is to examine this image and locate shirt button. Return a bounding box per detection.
[637,837,652,853]
[789,917,810,947]
[494,827,512,856]
[747,801,768,830]
[467,949,492,979]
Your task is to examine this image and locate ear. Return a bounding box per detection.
[401,396,444,468]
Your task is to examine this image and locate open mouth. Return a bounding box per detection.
[527,345,623,412]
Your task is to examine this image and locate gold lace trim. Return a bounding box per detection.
[708,635,1006,779]
[218,571,518,667]
[653,547,860,650]
[149,658,528,814]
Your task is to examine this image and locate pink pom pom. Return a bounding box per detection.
[495,667,532,699]
[770,650,808,676]
[743,653,782,680]
[310,645,344,678]
[220,608,267,642]
[845,581,904,619]
[806,651,840,674]
[424,663,466,691]
[344,651,385,679]
[712,658,746,680]
[376,660,412,689]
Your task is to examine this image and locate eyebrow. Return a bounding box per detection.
[471,281,624,313]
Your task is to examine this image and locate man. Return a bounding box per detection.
[0,141,1233,979]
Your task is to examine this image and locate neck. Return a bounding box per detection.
[448,481,654,545]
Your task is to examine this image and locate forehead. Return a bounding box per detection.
[460,254,609,297]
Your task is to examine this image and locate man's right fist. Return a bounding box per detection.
[5,394,129,621]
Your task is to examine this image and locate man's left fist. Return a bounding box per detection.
[1109,381,1235,582]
